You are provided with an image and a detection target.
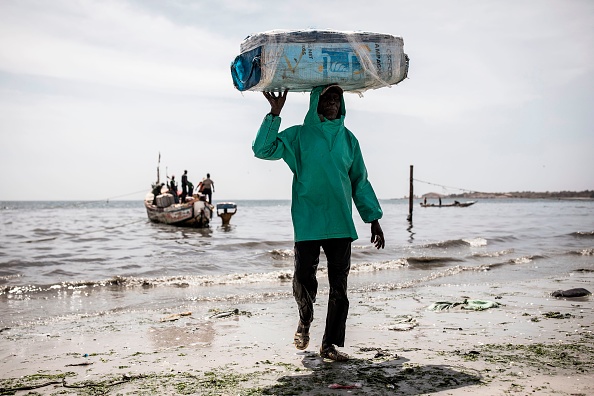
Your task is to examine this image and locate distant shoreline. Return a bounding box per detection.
[2,193,593,203]
[418,190,594,200]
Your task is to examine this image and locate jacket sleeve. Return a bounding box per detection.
[252,114,284,160]
[349,140,383,223]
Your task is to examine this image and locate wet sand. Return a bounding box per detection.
[1,273,592,395]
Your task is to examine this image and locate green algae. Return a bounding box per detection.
[0,372,75,395]
[3,336,592,395]
[452,334,594,374]
[0,356,481,396]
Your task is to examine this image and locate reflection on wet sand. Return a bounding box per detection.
[149,320,215,348]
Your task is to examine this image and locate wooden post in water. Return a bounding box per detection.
[407,165,413,222]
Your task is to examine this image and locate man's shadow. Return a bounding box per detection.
[261,348,482,395]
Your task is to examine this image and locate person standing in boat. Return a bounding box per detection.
[253,84,385,362]
[200,173,215,204]
[187,180,194,199]
[181,170,188,202]
[169,175,179,204]
[152,183,165,205]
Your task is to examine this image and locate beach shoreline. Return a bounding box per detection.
[1,272,593,395]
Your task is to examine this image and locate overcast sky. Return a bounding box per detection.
[0,0,592,201]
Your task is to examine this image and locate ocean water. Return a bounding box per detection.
[1,199,593,326]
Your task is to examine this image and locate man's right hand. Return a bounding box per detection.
[263,89,288,116]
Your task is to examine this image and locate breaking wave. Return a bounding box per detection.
[568,248,594,256]
[422,237,487,249]
[486,255,545,269]
[350,259,408,272]
[352,264,492,293]
[269,249,294,259]
[471,249,515,258]
[405,256,464,268]
[0,258,410,299]
[462,237,488,247]
[570,231,594,238]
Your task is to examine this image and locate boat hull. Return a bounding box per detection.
[144,199,213,228]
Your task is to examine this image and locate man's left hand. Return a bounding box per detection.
[370,220,385,249]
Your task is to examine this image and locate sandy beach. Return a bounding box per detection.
[1,271,593,395]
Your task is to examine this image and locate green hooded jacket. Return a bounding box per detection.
[252,86,383,242]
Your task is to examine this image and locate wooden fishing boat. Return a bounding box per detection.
[420,200,477,208]
[144,191,214,227]
[144,154,236,227]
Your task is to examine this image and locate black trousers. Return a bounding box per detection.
[293,238,351,347]
[202,188,212,204]
[181,185,187,202]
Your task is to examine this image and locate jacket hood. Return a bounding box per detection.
[304,85,346,126]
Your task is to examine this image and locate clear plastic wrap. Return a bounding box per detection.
[231,29,409,93]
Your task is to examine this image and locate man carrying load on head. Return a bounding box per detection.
[252,84,385,361]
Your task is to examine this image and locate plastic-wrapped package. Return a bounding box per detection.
[230,29,409,93]
[156,194,174,208]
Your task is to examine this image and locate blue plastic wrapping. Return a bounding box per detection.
[230,29,409,93]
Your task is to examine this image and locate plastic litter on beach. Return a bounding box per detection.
[159,311,192,322]
[65,362,93,367]
[427,299,501,311]
[207,308,253,319]
[388,314,419,331]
